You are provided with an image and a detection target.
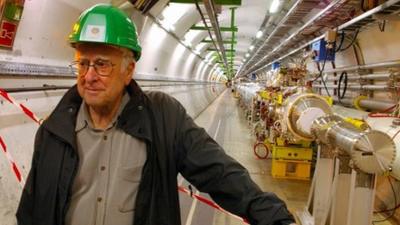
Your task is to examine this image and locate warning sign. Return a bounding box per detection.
[0,19,16,48]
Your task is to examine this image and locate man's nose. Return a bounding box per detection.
[84,66,98,82]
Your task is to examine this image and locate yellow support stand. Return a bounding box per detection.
[270,140,313,180]
[271,159,311,180]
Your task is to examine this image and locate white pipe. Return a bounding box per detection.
[332,97,396,111]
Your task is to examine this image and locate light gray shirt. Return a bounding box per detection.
[65,93,147,225]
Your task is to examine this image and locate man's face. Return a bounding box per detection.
[74,44,134,109]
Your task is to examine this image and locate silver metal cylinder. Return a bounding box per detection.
[283,93,332,140]
[347,84,389,91]
[324,60,400,73]
[324,73,395,82]
[312,115,396,175]
[313,84,389,91]
[332,97,396,111]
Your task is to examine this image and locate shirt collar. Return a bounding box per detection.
[75,92,130,132]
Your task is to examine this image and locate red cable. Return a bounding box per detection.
[368,104,399,118]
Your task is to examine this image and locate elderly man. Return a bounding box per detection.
[16,4,296,225]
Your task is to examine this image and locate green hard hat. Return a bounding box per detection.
[69,4,142,61]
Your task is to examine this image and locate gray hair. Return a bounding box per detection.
[120,47,135,73]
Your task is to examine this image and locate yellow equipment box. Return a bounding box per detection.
[272,145,313,161]
[271,159,311,180]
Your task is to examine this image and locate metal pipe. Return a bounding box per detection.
[245,0,343,74]
[0,73,214,84]
[239,0,304,75]
[347,84,388,91]
[324,60,400,73]
[251,0,400,74]
[3,83,221,93]
[313,84,389,90]
[323,73,395,81]
[332,97,396,111]
[4,85,71,93]
[203,0,228,69]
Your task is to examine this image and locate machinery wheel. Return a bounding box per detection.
[253,142,270,159]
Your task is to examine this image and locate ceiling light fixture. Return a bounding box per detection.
[249,45,255,51]
[256,30,263,39]
[269,0,282,14]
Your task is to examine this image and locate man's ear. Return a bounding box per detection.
[124,62,135,85]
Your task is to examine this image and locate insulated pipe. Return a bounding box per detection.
[245,0,343,74]
[239,0,304,75]
[324,60,400,74]
[251,1,400,74]
[282,94,396,174]
[347,84,389,91]
[311,115,396,175]
[332,97,396,111]
[313,84,389,91]
[324,73,397,81]
[202,0,228,69]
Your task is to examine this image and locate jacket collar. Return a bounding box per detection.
[43,80,153,149]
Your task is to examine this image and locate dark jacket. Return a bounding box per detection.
[16,80,295,225]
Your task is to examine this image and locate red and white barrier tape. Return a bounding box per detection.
[0,88,42,124]
[0,88,42,187]
[0,136,25,187]
[178,186,249,224]
[0,88,248,224]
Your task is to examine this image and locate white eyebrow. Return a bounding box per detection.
[78,55,112,61]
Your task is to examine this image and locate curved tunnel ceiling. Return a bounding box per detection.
[119,0,273,80]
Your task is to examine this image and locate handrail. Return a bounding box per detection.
[3,83,221,93]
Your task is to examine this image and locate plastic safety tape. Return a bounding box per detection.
[0,88,42,124]
[0,88,42,187]
[0,136,25,187]
[178,186,249,224]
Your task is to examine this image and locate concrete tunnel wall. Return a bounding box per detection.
[0,0,220,81]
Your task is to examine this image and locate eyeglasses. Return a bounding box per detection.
[70,59,115,77]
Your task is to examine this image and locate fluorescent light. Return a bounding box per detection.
[183,40,192,47]
[161,4,192,27]
[269,0,282,14]
[160,19,175,31]
[249,45,254,51]
[256,30,263,38]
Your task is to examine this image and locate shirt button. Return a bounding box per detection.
[97,197,102,202]
[103,135,107,140]
[100,166,106,171]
